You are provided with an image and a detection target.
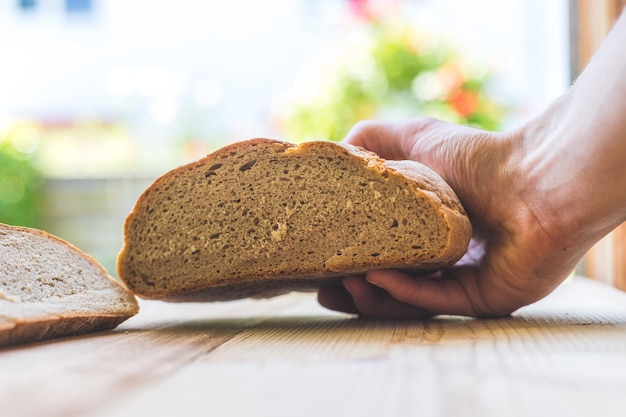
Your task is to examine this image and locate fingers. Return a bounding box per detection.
[343,118,502,209]
[343,276,432,319]
[317,282,359,315]
[364,269,481,317]
[320,269,515,319]
[318,276,432,319]
[342,117,459,161]
[342,120,413,161]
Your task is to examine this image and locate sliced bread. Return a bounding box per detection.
[118,138,472,301]
[0,223,139,347]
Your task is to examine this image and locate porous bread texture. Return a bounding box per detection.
[0,223,139,347]
[118,138,472,301]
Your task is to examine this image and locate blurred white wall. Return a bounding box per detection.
[402,0,570,125]
[0,0,570,149]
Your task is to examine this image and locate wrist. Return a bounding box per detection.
[517,95,626,263]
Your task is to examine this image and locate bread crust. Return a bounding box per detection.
[118,138,472,301]
[0,313,132,348]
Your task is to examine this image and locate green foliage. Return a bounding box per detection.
[0,128,44,227]
[279,22,505,142]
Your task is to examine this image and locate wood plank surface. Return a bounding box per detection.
[2,276,626,417]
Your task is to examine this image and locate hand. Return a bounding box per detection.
[318,14,626,318]
[317,117,583,318]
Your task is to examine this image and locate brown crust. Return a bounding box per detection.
[118,138,472,301]
[0,223,139,347]
[0,313,132,348]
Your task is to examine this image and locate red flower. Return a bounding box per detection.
[348,0,373,20]
[449,90,479,116]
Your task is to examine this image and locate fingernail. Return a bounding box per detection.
[365,273,381,286]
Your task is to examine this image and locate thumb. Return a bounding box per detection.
[343,118,484,193]
[342,120,416,161]
[343,118,509,220]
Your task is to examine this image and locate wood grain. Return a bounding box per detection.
[584,225,626,291]
[2,276,626,417]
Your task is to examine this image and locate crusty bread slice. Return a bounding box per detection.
[0,223,139,347]
[118,138,471,301]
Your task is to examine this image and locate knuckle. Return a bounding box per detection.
[405,116,444,136]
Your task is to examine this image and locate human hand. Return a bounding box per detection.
[317,117,585,318]
[319,14,626,318]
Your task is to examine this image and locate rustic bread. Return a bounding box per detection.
[0,223,139,347]
[118,138,471,301]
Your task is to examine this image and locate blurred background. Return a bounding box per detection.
[0,0,573,275]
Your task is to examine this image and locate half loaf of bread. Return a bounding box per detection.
[0,223,139,347]
[118,138,471,301]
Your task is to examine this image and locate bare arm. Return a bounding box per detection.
[317,12,626,318]
[523,10,626,249]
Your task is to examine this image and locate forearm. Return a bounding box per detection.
[521,12,626,248]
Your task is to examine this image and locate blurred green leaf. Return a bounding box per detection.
[0,128,44,227]
[278,21,506,142]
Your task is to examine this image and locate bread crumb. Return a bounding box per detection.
[271,222,288,241]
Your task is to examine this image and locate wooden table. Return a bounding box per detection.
[2,275,626,417]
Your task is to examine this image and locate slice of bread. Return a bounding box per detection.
[0,223,139,347]
[118,139,472,302]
